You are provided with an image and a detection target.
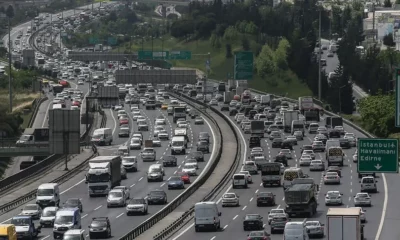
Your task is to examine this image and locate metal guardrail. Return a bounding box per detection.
[26,97,48,128]
[119,93,227,240]
[0,110,104,214]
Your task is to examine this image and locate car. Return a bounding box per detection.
[293,131,303,140]
[189,151,204,162]
[161,103,168,110]
[354,193,372,207]
[119,117,129,126]
[360,176,378,193]
[122,156,138,172]
[39,207,58,227]
[155,119,165,126]
[182,163,197,176]
[271,138,283,148]
[107,189,126,207]
[154,126,165,137]
[269,131,281,140]
[302,150,315,159]
[327,52,334,57]
[353,152,358,162]
[247,231,271,240]
[118,127,130,138]
[196,141,209,153]
[168,176,185,189]
[267,208,288,224]
[305,221,324,238]
[194,116,204,125]
[147,190,167,205]
[186,159,199,169]
[114,186,130,200]
[310,160,324,171]
[323,172,340,184]
[312,141,325,152]
[301,145,313,154]
[221,104,229,111]
[152,137,162,147]
[162,155,177,167]
[138,121,149,131]
[251,147,263,153]
[176,171,191,184]
[158,130,169,140]
[126,198,148,216]
[326,166,342,177]
[286,136,298,145]
[334,125,345,135]
[243,214,264,231]
[324,191,343,206]
[129,138,142,150]
[239,171,253,183]
[20,204,42,219]
[314,134,327,144]
[299,155,312,166]
[344,134,356,147]
[177,121,188,128]
[221,192,240,207]
[339,138,351,149]
[270,213,289,234]
[242,161,258,174]
[89,217,111,238]
[256,192,276,207]
[209,99,218,106]
[279,149,292,159]
[63,198,83,212]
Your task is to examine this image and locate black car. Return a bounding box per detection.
[147,190,167,205]
[329,130,341,138]
[301,145,313,154]
[162,155,177,167]
[281,140,293,150]
[243,214,264,231]
[89,217,111,239]
[271,138,283,148]
[274,154,288,167]
[63,198,83,212]
[189,151,204,162]
[327,166,342,177]
[198,132,210,143]
[221,104,229,111]
[249,136,261,148]
[339,138,351,149]
[256,192,276,206]
[196,141,210,153]
[229,108,238,116]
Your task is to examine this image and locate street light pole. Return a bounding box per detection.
[318,6,322,100]
[8,17,12,113]
[338,85,345,113]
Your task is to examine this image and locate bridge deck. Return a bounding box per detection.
[0,147,50,157]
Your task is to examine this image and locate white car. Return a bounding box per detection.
[132,111,141,121]
[113,186,130,200]
[325,191,342,206]
[126,198,148,215]
[354,193,372,207]
[178,122,188,128]
[182,163,197,176]
[158,130,169,140]
[20,204,42,219]
[310,160,324,171]
[107,189,126,208]
[155,119,165,126]
[302,150,315,159]
[239,171,253,183]
[221,192,240,207]
[129,138,142,150]
[185,159,199,169]
[154,126,165,137]
[130,105,139,111]
[279,149,292,159]
[353,153,358,162]
[242,161,258,175]
[251,147,263,153]
[267,208,288,224]
[299,155,312,166]
[77,80,84,85]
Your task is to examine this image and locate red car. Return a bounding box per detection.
[177,172,190,184]
[119,117,129,125]
[72,101,80,107]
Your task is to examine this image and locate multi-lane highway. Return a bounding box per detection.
[169,95,386,240]
[0,93,217,240]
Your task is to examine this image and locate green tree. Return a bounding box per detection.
[255,44,276,77]
[327,64,354,114]
[383,33,395,47]
[223,26,239,42]
[384,0,392,7]
[275,38,290,70]
[225,43,232,58]
[241,37,250,51]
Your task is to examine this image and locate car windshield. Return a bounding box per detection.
[23,205,38,211]
[249,232,264,236]
[306,222,320,226]
[11,218,30,226]
[183,165,194,169]
[42,209,56,217]
[170,176,181,181]
[143,149,154,153]
[187,159,197,163]
[91,221,107,228]
[65,199,79,205]
[55,215,73,224]
[150,191,164,197]
[123,157,136,163]
[109,192,123,198]
[245,215,259,220]
[327,192,340,197]
[37,189,54,196]
[357,193,369,198]
[270,209,283,214]
[363,178,374,183]
[130,199,145,204]
[224,193,236,198]
[63,235,81,240]
[172,141,183,146]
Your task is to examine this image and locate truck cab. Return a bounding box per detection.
[11,216,41,240]
[0,224,16,240]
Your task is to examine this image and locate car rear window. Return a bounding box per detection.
[233,175,245,180]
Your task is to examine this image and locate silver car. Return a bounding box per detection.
[20,204,42,219]
[279,149,292,159]
[129,138,142,150]
[158,130,169,140]
[40,207,58,227]
[325,191,342,205]
[305,221,324,238]
[302,150,315,159]
[107,189,126,208]
[182,163,197,176]
[324,172,340,184]
[126,198,148,215]
[267,208,287,224]
[141,148,156,161]
[293,131,303,140]
[221,193,240,207]
[153,126,165,137]
[299,155,312,166]
[310,160,324,171]
[354,193,372,207]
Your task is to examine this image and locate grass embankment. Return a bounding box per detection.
[122,36,312,99]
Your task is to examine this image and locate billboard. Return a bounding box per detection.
[115,70,197,85]
[377,12,400,40]
[49,109,80,154]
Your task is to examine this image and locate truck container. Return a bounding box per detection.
[298,96,314,111]
[260,95,273,106]
[236,80,248,88]
[223,92,234,103]
[98,86,119,98]
[236,86,245,96]
[87,156,122,196]
[331,117,343,128]
[0,224,16,240]
[261,163,281,186]
[145,140,153,147]
[250,120,265,138]
[227,79,236,90]
[283,111,299,133]
[173,106,187,123]
[284,182,317,217]
[270,99,281,109]
[326,208,363,240]
[218,82,226,92]
[304,109,320,126]
[16,128,49,146]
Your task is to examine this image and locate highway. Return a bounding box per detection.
[170,95,386,240]
[0,94,217,240]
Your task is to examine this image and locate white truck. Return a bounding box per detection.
[283,111,299,133]
[16,128,49,147]
[260,95,272,106]
[326,208,363,240]
[173,106,186,123]
[223,92,234,103]
[174,128,188,144]
[298,96,314,111]
[236,80,248,88]
[86,156,122,197]
[327,147,344,166]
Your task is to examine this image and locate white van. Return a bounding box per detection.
[194,202,221,232]
[170,136,186,155]
[284,222,309,240]
[283,168,305,189]
[36,183,60,208]
[53,208,81,239]
[91,128,113,146]
[232,173,247,189]
[63,229,85,240]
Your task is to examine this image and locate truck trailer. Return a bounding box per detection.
[326,208,363,240]
[87,156,122,197]
[250,120,264,138]
[284,179,317,217]
[283,111,299,133]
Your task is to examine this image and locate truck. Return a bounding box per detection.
[228,79,236,91]
[16,128,49,147]
[236,86,245,96]
[260,95,272,106]
[86,156,122,197]
[223,92,234,103]
[236,80,248,88]
[11,216,41,240]
[51,84,63,96]
[173,106,186,123]
[299,96,314,112]
[326,208,363,240]
[304,109,320,127]
[174,128,189,144]
[325,116,343,128]
[144,140,153,148]
[270,99,281,109]
[217,82,226,92]
[327,147,344,166]
[283,111,299,133]
[0,224,16,240]
[261,163,281,187]
[250,121,264,138]
[284,178,317,217]
[291,120,305,135]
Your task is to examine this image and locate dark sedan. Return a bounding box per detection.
[167,176,185,189]
[339,138,351,149]
[147,190,167,205]
[256,192,276,207]
[189,151,204,162]
[271,138,283,148]
[63,198,83,212]
[243,214,264,231]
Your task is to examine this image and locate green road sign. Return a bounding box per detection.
[396,68,400,127]
[108,37,117,46]
[358,138,399,173]
[169,51,191,60]
[234,51,253,80]
[89,37,98,44]
[138,51,169,60]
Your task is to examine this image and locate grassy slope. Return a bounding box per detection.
[123,36,312,99]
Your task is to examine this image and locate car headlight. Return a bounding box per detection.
[53,227,57,231]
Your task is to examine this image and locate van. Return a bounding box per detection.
[0,224,16,240]
[117,146,130,156]
[283,168,305,189]
[63,229,85,240]
[308,123,319,134]
[194,202,221,232]
[36,183,60,208]
[147,164,165,182]
[53,208,81,239]
[284,221,309,240]
[91,128,113,146]
[232,174,247,189]
[170,136,186,155]
[360,176,377,193]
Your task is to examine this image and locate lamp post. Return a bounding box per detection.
[6,5,14,113]
[317,1,323,101]
[338,85,346,113]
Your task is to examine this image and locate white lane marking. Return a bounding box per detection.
[249,197,253,202]
[130,183,136,188]
[223,225,228,229]
[110,109,117,135]
[242,206,247,210]
[277,205,281,209]
[0,218,11,224]
[233,215,238,220]
[210,237,216,240]
[138,177,143,181]
[160,183,165,187]
[42,100,52,127]
[60,179,85,194]
[375,173,388,240]
[81,214,88,218]
[116,213,124,218]
[255,189,259,194]
[40,236,50,240]
[94,205,102,210]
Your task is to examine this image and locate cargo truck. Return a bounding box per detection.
[260,95,272,106]
[228,79,236,91]
[236,86,245,96]
[325,116,343,128]
[283,111,299,133]
[236,80,248,88]
[304,109,320,127]
[173,106,187,123]
[86,156,122,197]
[16,128,49,147]
[326,208,363,240]
[298,96,314,112]
[261,163,281,187]
[0,224,16,240]
[223,92,234,103]
[250,120,264,138]
[327,147,344,166]
[284,179,317,217]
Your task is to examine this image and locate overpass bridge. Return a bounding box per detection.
[0,140,50,157]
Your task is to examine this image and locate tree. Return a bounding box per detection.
[225,43,232,58]
[6,5,14,19]
[383,33,395,47]
[274,38,290,70]
[255,44,276,77]
[327,64,354,114]
[241,37,250,50]
[384,0,392,7]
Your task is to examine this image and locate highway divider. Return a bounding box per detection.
[26,97,48,128]
[119,93,230,240]
[0,108,103,215]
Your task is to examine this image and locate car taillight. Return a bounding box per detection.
[247,238,252,240]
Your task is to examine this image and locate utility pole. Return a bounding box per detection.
[372,3,376,42]
[7,6,13,113]
[318,6,322,100]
